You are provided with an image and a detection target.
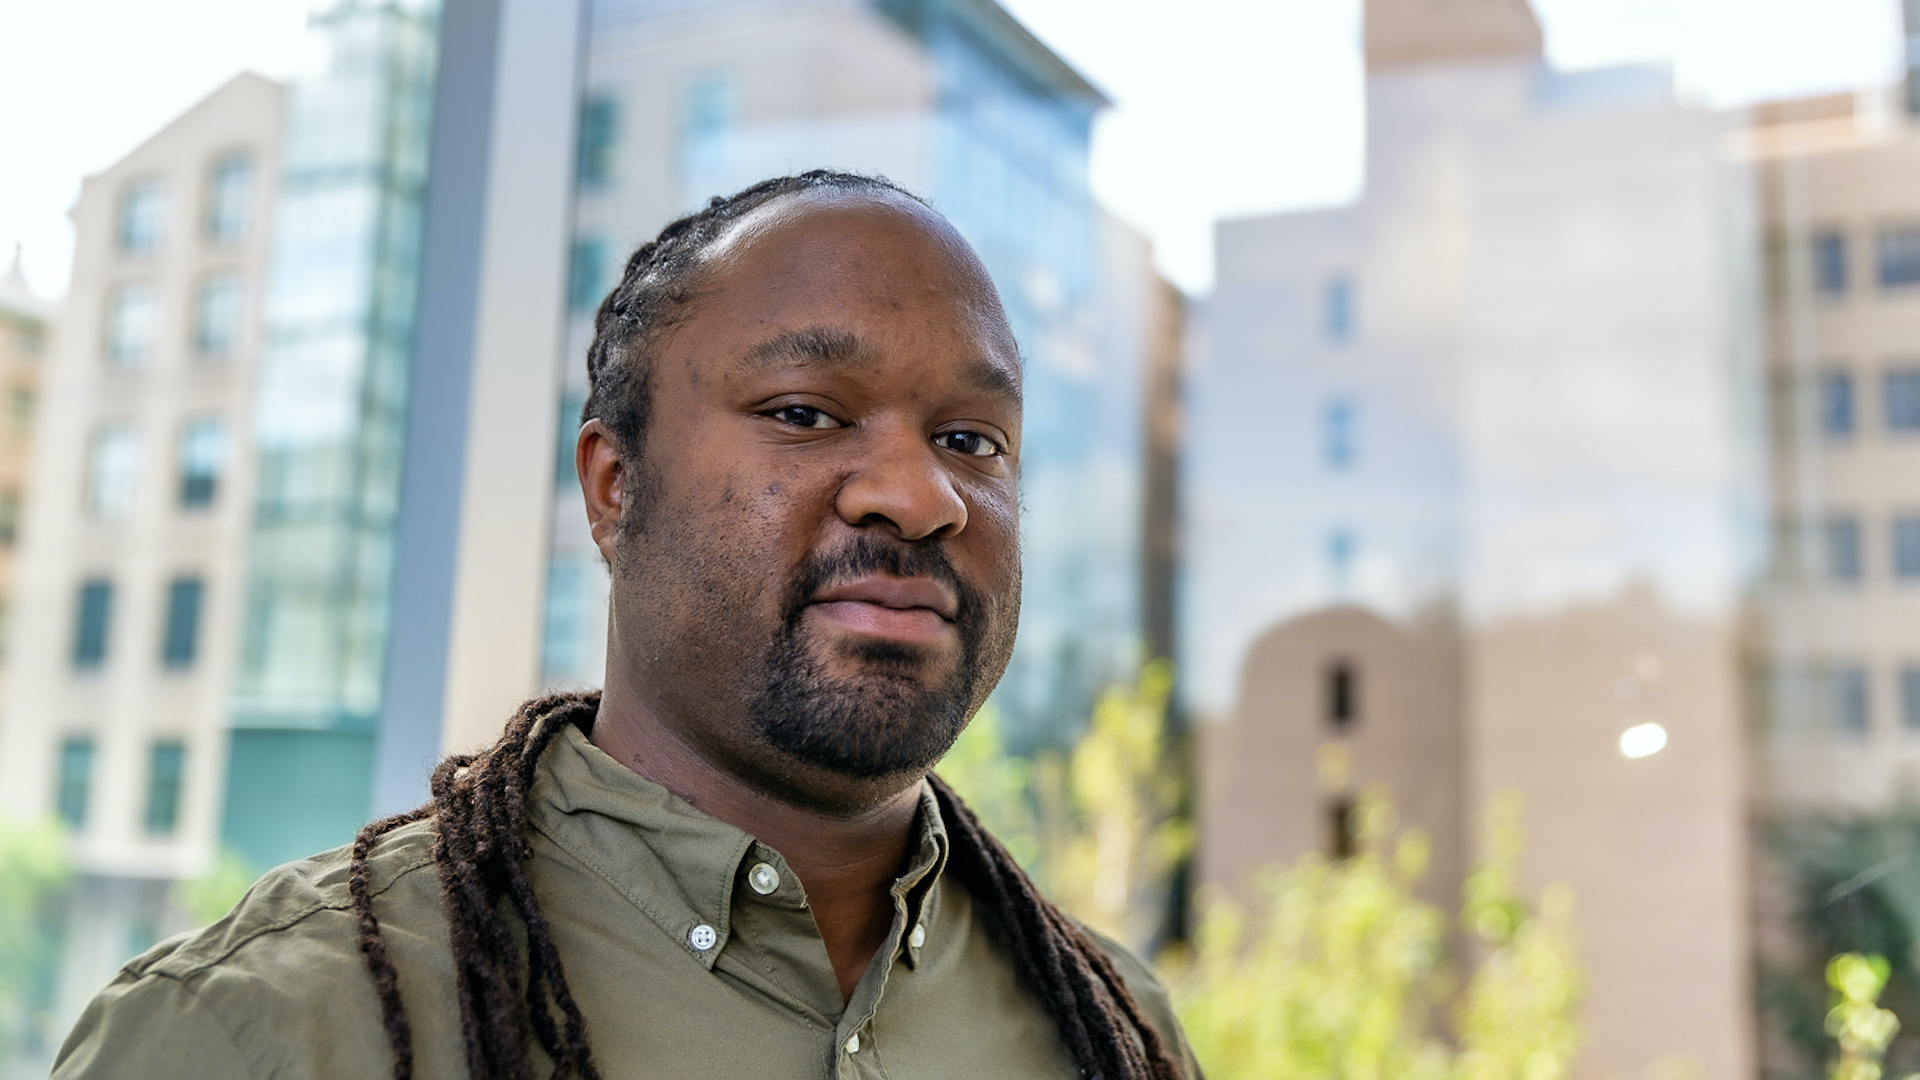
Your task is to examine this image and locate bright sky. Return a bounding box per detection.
[0,0,1905,300]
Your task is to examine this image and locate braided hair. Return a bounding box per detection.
[348,173,1186,1080]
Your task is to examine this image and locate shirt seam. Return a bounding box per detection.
[152,970,260,1080]
[145,847,438,981]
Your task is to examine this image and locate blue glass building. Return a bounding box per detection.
[547,0,1155,751]
[223,0,441,870]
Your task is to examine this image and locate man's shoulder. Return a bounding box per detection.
[55,822,448,1080]
[139,818,441,984]
[1077,924,1207,1080]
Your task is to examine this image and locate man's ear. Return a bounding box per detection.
[577,419,623,565]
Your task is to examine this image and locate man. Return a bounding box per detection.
[54,172,1201,1080]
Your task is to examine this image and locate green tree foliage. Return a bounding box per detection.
[1165,792,1450,1080]
[1826,953,1904,1080]
[180,849,260,927]
[1164,790,1584,1080]
[1764,808,1920,1077]
[1452,793,1583,1080]
[941,660,1191,950]
[0,816,71,1061]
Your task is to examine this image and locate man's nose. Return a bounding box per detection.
[834,428,968,541]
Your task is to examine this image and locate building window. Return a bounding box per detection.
[104,284,159,367]
[161,576,204,669]
[1886,368,1920,431]
[1323,398,1356,469]
[144,740,187,835]
[1831,666,1870,735]
[1819,370,1855,438]
[1326,660,1357,733]
[568,237,607,313]
[194,275,244,359]
[86,423,142,522]
[1325,276,1354,343]
[679,72,738,191]
[205,152,253,244]
[118,178,167,254]
[1325,796,1357,859]
[177,417,227,509]
[1329,528,1356,589]
[576,93,619,189]
[1881,226,1920,288]
[1813,231,1848,295]
[73,578,113,670]
[1894,516,1920,580]
[1902,665,1920,732]
[9,386,32,437]
[0,490,17,545]
[1826,515,1863,583]
[56,737,95,827]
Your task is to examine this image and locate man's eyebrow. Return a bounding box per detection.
[739,327,874,372]
[965,357,1023,404]
[738,325,1024,404]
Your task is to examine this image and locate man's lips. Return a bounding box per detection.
[807,575,959,642]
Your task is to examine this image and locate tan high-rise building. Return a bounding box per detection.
[0,249,50,699]
[1737,85,1920,1077]
[0,73,281,1063]
[1190,1,1755,1077]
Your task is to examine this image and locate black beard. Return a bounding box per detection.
[747,534,988,779]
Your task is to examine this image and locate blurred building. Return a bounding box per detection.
[1190,0,1756,1077]
[218,0,442,868]
[1740,83,1920,1077]
[543,0,1175,752]
[0,249,49,696]
[0,72,282,1066]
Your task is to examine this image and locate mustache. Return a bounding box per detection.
[784,533,975,625]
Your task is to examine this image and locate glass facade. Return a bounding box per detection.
[548,0,1145,754]
[223,0,440,871]
[913,1,1126,749]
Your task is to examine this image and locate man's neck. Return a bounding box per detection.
[590,685,921,1004]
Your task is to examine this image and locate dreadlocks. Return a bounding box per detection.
[348,172,1186,1080]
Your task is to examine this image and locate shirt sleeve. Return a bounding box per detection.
[52,971,256,1080]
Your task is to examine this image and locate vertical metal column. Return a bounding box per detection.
[375,0,584,816]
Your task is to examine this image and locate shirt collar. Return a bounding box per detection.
[528,721,950,970]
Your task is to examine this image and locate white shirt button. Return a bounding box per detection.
[748,862,780,895]
[909,923,926,949]
[845,1033,861,1054]
[688,924,718,951]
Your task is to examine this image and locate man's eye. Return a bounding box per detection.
[937,431,1001,458]
[773,405,841,430]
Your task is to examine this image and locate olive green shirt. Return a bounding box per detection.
[54,723,1200,1079]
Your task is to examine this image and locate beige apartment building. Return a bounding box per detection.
[0,250,49,700]
[1191,0,1754,1077]
[1738,87,1920,1077]
[0,72,280,1054]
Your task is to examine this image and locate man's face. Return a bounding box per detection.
[588,191,1022,807]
